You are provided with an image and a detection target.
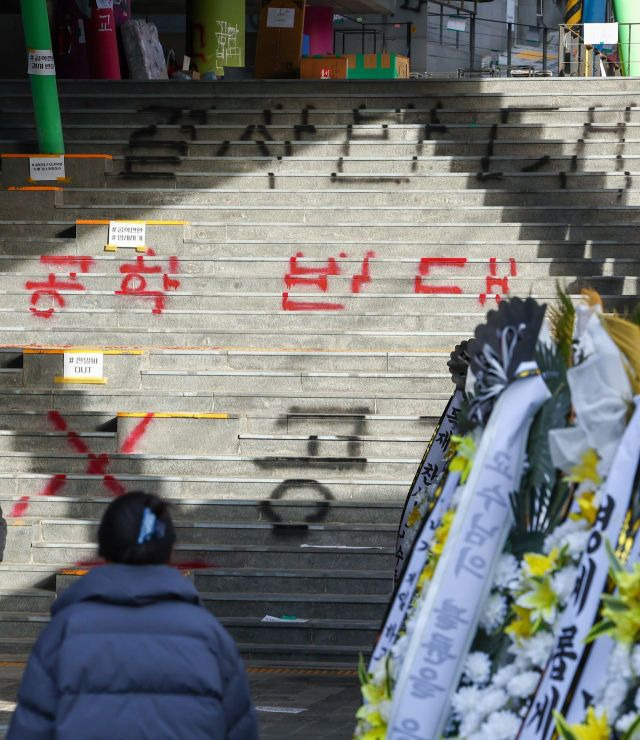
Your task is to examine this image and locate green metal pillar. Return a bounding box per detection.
[21,0,65,153]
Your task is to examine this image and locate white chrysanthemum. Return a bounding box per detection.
[480,593,508,633]
[482,688,508,714]
[371,660,387,688]
[506,671,540,699]
[551,566,578,605]
[543,518,588,555]
[452,485,466,507]
[478,710,520,740]
[494,553,521,591]
[510,631,555,669]
[377,700,391,722]
[390,634,409,678]
[610,643,633,681]
[463,652,492,686]
[492,664,518,689]
[631,646,640,677]
[459,710,483,737]
[601,678,629,719]
[564,530,592,559]
[452,686,484,718]
[616,712,638,733]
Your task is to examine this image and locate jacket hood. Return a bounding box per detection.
[52,564,201,616]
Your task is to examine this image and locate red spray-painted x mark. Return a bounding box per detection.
[9,411,156,517]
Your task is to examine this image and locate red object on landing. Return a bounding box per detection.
[303,6,335,55]
[88,5,121,79]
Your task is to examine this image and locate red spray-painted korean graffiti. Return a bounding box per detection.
[281,253,519,309]
[25,252,181,319]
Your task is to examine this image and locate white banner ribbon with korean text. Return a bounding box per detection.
[388,368,551,740]
[371,470,461,673]
[564,515,640,723]
[395,390,464,581]
[520,397,640,740]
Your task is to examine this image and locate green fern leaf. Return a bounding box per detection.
[548,283,576,366]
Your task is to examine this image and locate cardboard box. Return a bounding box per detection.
[255,0,306,79]
[300,55,349,79]
[345,53,410,79]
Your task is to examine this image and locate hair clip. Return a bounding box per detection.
[137,507,158,545]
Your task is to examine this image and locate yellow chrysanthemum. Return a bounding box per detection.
[406,505,422,529]
[418,562,434,588]
[616,562,640,603]
[448,434,477,483]
[523,548,561,578]
[570,492,598,526]
[566,448,602,488]
[361,682,388,706]
[505,604,536,641]
[516,577,558,625]
[431,510,455,557]
[360,728,387,740]
[566,707,610,740]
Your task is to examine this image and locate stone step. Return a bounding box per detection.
[57,186,640,209]
[236,433,431,458]
[111,170,638,191]
[0,274,640,304]
[1,292,632,318]
[100,153,640,176]
[30,542,395,570]
[199,591,387,621]
[0,387,451,415]
[51,568,390,617]
[0,451,418,482]
[222,616,378,648]
[137,369,458,395]
[5,75,640,97]
[0,430,115,454]
[0,496,403,526]
[14,137,640,161]
[0,564,57,590]
[0,588,55,613]
[11,121,640,145]
[39,519,396,548]
[147,350,452,373]
[3,264,632,288]
[43,202,640,226]
[194,567,392,596]
[9,273,630,295]
[2,236,635,260]
[9,106,640,128]
[0,475,407,504]
[237,642,369,664]
[0,411,114,432]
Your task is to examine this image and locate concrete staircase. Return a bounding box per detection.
[0,78,638,667]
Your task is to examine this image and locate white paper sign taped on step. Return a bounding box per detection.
[29,156,65,181]
[28,50,56,76]
[584,22,618,45]
[267,7,296,28]
[109,221,146,247]
[63,352,104,380]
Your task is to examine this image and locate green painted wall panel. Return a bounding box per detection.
[189,0,245,77]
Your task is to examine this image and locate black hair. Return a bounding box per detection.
[98,491,175,565]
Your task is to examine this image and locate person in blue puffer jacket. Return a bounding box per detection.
[8,491,260,740]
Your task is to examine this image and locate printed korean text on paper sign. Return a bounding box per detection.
[28,50,56,76]
[63,353,104,380]
[109,222,146,248]
[29,157,65,181]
